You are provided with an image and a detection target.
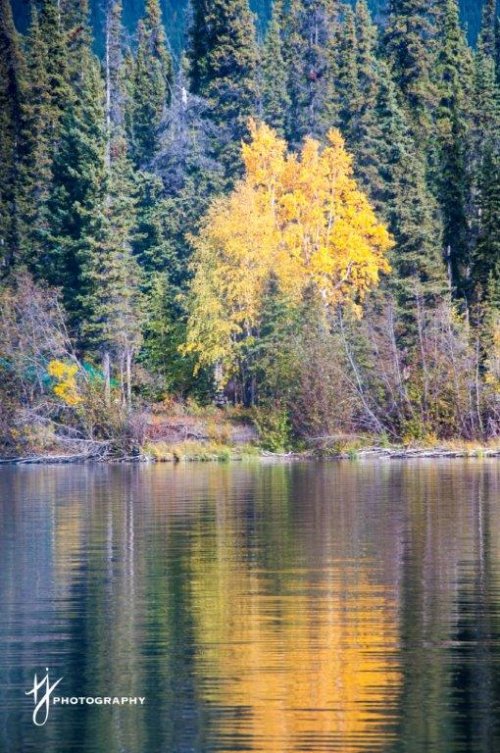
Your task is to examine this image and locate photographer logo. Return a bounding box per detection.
[25,669,146,726]
[25,669,63,726]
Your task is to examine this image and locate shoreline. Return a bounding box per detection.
[1,444,499,465]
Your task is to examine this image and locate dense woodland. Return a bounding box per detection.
[8,0,491,56]
[0,0,499,456]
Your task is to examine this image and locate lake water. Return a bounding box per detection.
[0,460,499,753]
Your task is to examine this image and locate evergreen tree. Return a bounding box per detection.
[283,0,339,147]
[0,0,25,269]
[385,0,439,136]
[125,0,174,360]
[187,0,258,177]
[495,15,500,81]
[260,0,290,138]
[79,134,143,401]
[348,0,379,187]
[62,0,93,90]
[435,0,473,298]
[375,63,447,299]
[472,41,500,146]
[17,0,70,267]
[129,0,172,167]
[478,0,498,60]
[332,4,358,140]
[45,57,107,307]
[472,146,500,303]
[470,35,500,297]
[38,0,70,141]
[105,0,127,135]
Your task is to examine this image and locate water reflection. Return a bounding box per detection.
[0,460,498,752]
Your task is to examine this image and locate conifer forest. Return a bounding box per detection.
[0,0,499,458]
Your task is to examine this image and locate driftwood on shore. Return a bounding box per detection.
[322,446,500,459]
[0,444,498,465]
[0,439,141,465]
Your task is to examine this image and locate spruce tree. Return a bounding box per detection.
[105,0,127,135]
[187,0,258,177]
[495,15,500,82]
[18,0,70,268]
[375,62,447,300]
[126,0,174,352]
[331,4,358,140]
[348,0,379,187]
[79,134,143,401]
[283,0,339,147]
[129,0,172,168]
[0,0,25,269]
[61,0,92,91]
[478,0,498,60]
[385,0,439,137]
[38,0,69,142]
[435,0,473,298]
[472,146,500,304]
[45,57,107,307]
[260,0,290,138]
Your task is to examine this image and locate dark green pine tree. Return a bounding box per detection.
[435,0,474,299]
[384,0,439,138]
[129,0,173,168]
[125,0,176,353]
[471,2,500,308]
[38,0,69,142]
[0,0,25,269]
[472,42,500,147]
[478,0,498,60]
[495,15,500,82]
[17,0,70,268]
[348,0,379,188]
[283,0,339,147]
[75,0,143,397]
[61,0,92,90]
[375,62,447,300]
[45,56,107,308]
[331,4,358,140]
[80,134,143,401]
[188,0,258,178]
[472,146,500,305]
[471,23,500,282]
[473,0,500,148]
[259,0,290,138]
[105,0,127,134]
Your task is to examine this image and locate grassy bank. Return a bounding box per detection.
[1,400,499,464]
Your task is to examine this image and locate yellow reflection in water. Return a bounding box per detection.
[191,537,400,752]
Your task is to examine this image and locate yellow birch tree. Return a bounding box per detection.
[184,120,393,377]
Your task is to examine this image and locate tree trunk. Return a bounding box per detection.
[126,348,132,407]
[103,351,111,405]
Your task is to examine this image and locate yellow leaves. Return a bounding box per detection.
[47,360,81,406]
[185,121,394,372]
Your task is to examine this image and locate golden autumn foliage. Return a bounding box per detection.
[184,120,393,372]
[47,359,81,406]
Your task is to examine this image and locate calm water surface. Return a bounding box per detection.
[0,460,499,753]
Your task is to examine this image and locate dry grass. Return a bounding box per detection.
[143,440,260,462]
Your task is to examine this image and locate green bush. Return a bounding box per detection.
[251,405,292,453]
